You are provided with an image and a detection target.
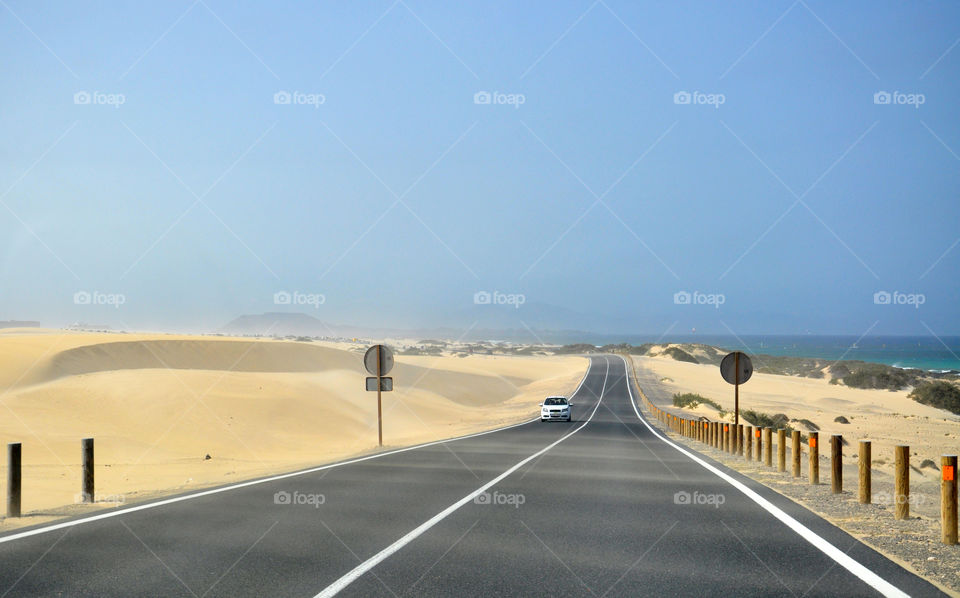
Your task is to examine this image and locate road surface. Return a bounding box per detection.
[0,356,944,596]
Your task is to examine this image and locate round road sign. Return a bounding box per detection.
[364,344,394,376]
[720,351,753,385]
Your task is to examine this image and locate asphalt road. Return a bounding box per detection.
[0,356,945,597]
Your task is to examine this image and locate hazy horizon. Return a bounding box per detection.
[2,1,958,338]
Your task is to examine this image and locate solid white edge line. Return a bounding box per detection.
[620,356,910,598]
[0,357,596,546]
[313,356,611,598]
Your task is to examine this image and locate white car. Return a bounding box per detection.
[540,396,572,422]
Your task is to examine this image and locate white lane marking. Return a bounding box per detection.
[314,357,611,598]
[0,359,596,546]
[620,357,909,598]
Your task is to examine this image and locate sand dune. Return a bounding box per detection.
[0,330,586,529]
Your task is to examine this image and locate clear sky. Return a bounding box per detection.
[1,1,958,337]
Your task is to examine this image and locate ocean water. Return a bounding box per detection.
[643,335,960,373]
[552,334,960,373]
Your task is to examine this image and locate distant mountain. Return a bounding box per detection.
[219,313,345,337]
[217,311,599,343]
[0,320,40,328]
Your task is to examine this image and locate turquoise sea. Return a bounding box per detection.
[559,334,960,373]
[650,335,960,373]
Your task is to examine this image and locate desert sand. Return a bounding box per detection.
[636,355,960,484]
[0,329,587,530]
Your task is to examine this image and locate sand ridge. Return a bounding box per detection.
[0,330,587,530]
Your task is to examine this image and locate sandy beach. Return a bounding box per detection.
[0,329,587,530]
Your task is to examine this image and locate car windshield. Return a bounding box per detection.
[544,397,567,406]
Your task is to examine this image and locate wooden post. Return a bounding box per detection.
[895,445,909,520]
[831,435,842,494]
[809,432,819,485]
[792,430,801,478]
[755,427,762,462]
[763,428,772,467]
[859,441,871,504]
[7,443,21,517]
[745,426,753,461]
[777,429,786,472]
[737,424,744,456]
[82,438,94,503]
[943,455,958,545]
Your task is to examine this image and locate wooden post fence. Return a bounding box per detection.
[777,429,786,472]
[831,435,842,494]
[895,445,909,520]
[809,432,819,485]
[82,438,94,503]
[792,430,801,478]
[763,428,772,467]
[7,442,21,518]
[943,455,958,545]
[859,441,871,504]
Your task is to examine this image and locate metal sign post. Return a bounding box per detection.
[735,352,739,426]
[376,344,383,447]
[720,351,753,425]
[364,344,394,447]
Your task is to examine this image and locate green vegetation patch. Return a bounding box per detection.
[672,393,722,411]
[663,347,698,363]
[740,409,790,430]
[908,381,960,415]
[842,363,917,390]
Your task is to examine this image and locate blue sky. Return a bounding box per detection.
[1,1,958,337]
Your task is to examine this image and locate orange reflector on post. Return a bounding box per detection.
[755,430,761,438]
[724,425,729,431]
[945,465,955,481]
[810,438,817,448]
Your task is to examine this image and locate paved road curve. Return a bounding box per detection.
[0,356,945,597]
